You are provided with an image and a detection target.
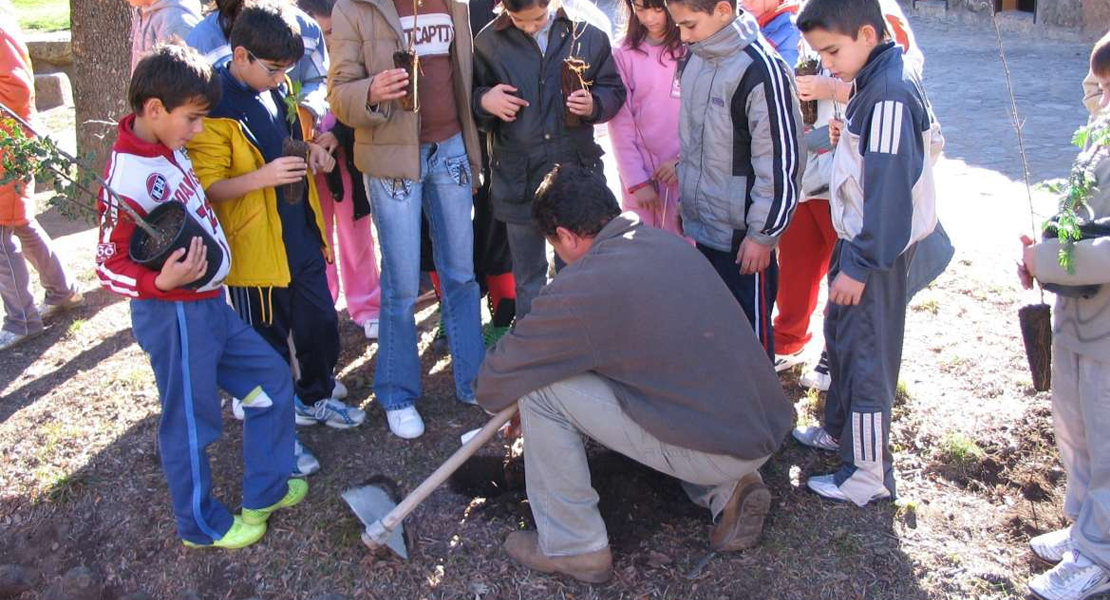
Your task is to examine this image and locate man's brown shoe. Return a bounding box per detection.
[709,472,772,551]
[503,531,613,584]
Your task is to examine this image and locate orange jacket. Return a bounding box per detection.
[0,24,35,227]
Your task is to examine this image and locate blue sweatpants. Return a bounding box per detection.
[131,296,295,545]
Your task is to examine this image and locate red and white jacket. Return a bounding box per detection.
[96,114,231,301]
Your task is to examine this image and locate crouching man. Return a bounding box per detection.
[475,164,793,583]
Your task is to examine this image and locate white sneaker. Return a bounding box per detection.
[773,351,805,372]
[800,350,831,391]
[792,426,840,451]
[386,406,425,440]
[1029,550,1110,600]
[807,474,890,505]
[231,397,245,420]
[0,329,36,352]
[331,379,348,400]
[363,319,379,340]
[292,439,320,477]
[1032,527,1075,564]
[39,291,84,320]
[295,397,365,429]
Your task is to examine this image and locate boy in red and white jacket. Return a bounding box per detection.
[96,44,305,550]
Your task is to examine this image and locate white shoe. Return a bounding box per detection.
[1032,527,1075,564]
[773,351,805,373]
[292,439,320,477]
[806,474,890,505]
[363,319,379,340]
[792,426,840,451]
[231,397,245,420]
[0,329,37,352]
[332,379,348,400]
[39,291,84,320]
[386,406,425,440]
[1029,550,1110,600]
[800,351,831,391]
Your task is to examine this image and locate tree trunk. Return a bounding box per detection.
[69,0,130,175]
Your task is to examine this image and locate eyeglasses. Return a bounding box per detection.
[247,49,296,76]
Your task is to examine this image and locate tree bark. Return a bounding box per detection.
[69,0,131,173]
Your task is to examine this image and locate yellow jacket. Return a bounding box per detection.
[186,107,332,288]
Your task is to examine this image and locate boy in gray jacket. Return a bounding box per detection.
[667,0,804,359]
[798,0,942,507]
[1018,32,1110,600]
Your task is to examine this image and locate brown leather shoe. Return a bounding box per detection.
[503,531,613,584]
[709,471,772,551]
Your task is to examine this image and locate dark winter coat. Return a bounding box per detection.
[472,8,626,224]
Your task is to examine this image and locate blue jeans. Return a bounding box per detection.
[366,133,485,409]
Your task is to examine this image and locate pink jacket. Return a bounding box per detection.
[607,41,683,209]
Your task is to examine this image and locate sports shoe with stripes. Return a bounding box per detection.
[1029,550,1110,600]
[792,425,840,451]
[294,396,365,429]
[807,474,890,505]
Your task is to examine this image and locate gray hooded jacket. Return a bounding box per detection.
[677,13,804,252]
[130,0,202,73]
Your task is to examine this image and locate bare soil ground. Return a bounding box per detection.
[0,17,1096,600]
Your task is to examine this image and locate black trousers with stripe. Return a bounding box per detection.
[825,240,915,500]
[696,232,778,360]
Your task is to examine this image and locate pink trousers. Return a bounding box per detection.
[315,167,381,325]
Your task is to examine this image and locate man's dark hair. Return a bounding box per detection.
[797,0,886,40]
[502,0,551,13]
[663,0,736,16]
[129,43,222,115]
[297,0,335,19]
[229,1,305,64]
[532,164,621,238]
[1092,30,1110,78]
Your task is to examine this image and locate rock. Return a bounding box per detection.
[0,564,31,599]
[43,566,102,600]
[24,31,73,67]
[34,72,73,111]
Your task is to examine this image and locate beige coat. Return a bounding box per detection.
[328,0,481,181]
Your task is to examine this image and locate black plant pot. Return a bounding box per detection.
[1018,303,1052,392]
[128,201,225,289]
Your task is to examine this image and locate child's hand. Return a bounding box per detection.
[653,159,679,187]
[632,186,662,213]
[735,237,772,275]
[1017,234,1037,289]
[796,74,837,101]
[828,118,844,146]
[829,272,866,306]
[314,131,339,155]
[154,236,208,291]
[308,142,336,173]
[256,156,308,188]
[481,84,529,122]
[368,69,409,106]
[566,89,594,118]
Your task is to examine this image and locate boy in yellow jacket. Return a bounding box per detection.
[187,2,363,476]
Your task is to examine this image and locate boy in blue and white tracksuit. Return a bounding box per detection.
[811,39,943,506]
[186,3,329,121]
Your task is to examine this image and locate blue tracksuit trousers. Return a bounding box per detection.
[131,296,295,545]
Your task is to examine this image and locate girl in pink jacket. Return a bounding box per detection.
[607,0,685,236]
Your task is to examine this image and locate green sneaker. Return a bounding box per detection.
[182,516,266,550]
[482,324,510,348]
[241,479,308,525]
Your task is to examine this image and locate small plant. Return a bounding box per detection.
[1040,112,1110,273]
[935,431,987,482]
